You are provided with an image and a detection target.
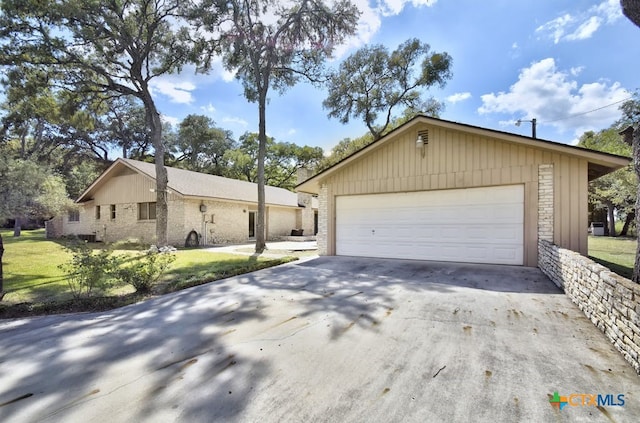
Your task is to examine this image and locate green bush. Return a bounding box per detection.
[59,242,117,298]
[113,250,175,293]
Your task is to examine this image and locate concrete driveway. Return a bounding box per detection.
[0,257,638,422]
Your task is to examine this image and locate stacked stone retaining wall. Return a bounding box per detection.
[538,239,640,374]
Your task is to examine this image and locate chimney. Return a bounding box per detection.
[297,167,311,185]
[296,167,314,235]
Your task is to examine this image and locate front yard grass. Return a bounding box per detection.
[588,235,636,279]
[1,229,295,318]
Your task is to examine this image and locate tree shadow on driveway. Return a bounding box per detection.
[0,279,271,422]
[1,255,637,423]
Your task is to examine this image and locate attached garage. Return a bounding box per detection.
[336,185,524,265]
[297,116,629,267]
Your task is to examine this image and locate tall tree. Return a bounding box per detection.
[578,128,635,237]
[0,0,194,246]
[323,38,452,140]
[190,0,360,252]
[617,92,640,282]
[622,1,640,283]
[170,114,235,174]
[622,0,640,27]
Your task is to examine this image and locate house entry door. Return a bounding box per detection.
[248,211,256,238]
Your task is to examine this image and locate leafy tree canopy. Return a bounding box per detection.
[323,38,452,140]
[223,132,324,191]
[0,157,71,224]
[168,114,235,175]
[1,0,196,246]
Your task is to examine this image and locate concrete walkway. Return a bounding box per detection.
[0,257,638,422]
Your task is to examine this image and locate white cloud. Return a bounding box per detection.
[594,0,623,23]
[478,58,629,137]
[536,14,573,44]
[207,56,236,82]
[446,92,472,103]
[161,114,180,127]
[150,79,196,104]
[566,16,602,41]
[570,66,584,76]
[200,102,216,115]
[536,0,622,44]
[287,128,297,136]
[333,0,437,58]
[222,116,249,127]
[378,0,438,16]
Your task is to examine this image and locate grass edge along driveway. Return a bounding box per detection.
[0,229,295,318]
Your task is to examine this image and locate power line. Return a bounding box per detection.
[542,96,633,123]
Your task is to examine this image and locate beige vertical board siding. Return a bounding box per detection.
[524,181,538,265]
[322,124,592,266]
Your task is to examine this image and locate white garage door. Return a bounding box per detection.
[335,185,524,265]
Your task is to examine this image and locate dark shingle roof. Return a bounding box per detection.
[79,158,308,208]
[124,159,300,207]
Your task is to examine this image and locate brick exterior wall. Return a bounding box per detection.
[61,203,96,238]
[56,196,299,246]
[317,184,328,255]
[296,168,315,236]
[538,240,640,374]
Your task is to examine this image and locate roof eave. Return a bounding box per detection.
[295,115,632,194]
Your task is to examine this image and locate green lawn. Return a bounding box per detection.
[1,229,295,313]
[588,235,636,279]
[1,229,72,303]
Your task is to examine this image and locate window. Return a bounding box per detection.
[138,202,156,220]
[95,205,101,220]
[68,210,80,222]
[110,204,116,220]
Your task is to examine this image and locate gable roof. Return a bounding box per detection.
[78,158,304,208]
[297,115,632,194]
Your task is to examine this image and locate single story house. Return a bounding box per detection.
[296,115,630,267]
[48,158,317,245]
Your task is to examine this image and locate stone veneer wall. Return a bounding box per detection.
[538,240,640,374]
[538,164,554,243]
[317,184,328,255]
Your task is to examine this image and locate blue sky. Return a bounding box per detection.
[151,0,639,153]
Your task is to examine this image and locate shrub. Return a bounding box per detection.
[59,242,117,298]
[113,249,175,293]
[110,238,149,250]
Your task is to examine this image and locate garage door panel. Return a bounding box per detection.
[336,185,524,265]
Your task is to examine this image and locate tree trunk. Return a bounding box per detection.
[606,201,616,237]
[0,232,4,300]
[255,89,267,253]
[621,212,635,237]
[633,126,640,282]
[13,217,22,237]
[602,208,609,236]
[143,93,168,247]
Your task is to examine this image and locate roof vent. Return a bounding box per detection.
[417,129,429,145]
